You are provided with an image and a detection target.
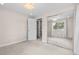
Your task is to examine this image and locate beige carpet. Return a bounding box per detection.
[0,40,73,55]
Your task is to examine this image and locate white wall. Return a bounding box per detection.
[67,17,74,39]
[0,7,27,47]
[74,5,79,54]
[42,17,47,43]
[28,18,37,40]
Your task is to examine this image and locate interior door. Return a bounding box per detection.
[28,18,36,40]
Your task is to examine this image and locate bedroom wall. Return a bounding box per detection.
[74,5,79,54]
[67,17,74,39]
[0,7,27,47]
[42,17,47,43]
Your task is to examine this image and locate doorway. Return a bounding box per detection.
[37,18,42,40]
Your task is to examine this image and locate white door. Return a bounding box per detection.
[28,18,36,40]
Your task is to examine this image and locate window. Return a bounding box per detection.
[53,21,64,30]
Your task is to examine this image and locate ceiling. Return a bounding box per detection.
[0,3,75,18]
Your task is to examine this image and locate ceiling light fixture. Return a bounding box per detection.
[24,3,34,10]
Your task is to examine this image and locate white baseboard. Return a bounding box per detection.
[0,39,26,47]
